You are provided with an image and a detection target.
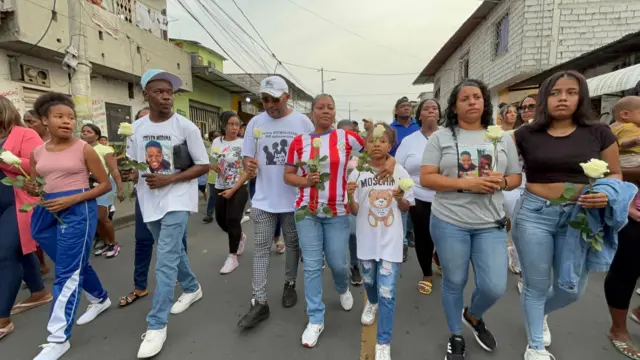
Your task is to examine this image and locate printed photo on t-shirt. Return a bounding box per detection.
[220,145,243,187]
[143,135,173,174]
[358,176,397,228]
[457,144,494,178]
[261,131,299,166]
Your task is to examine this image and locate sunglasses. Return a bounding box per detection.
[520,104,536,112]
[261,96,281,104]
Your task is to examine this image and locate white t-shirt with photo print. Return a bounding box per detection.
[211,137,244,190]
[242,110,314,213]
[349,164,415,263]
[126,113,210,223]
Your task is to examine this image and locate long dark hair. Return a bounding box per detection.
[531,70,595,131]
[415,98,442,126]
[444,79,493,138]
[516,94,537,126]
[500,104,523,130]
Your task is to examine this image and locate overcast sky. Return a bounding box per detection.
[168,0,481,123]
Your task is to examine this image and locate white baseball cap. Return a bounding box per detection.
[259,76,289,98]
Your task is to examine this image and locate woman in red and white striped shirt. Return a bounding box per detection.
[284,94,395,348]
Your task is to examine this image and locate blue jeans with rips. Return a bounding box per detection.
[361,259,400,344]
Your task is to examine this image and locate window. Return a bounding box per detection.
[459,53,470,81]
[495,13,509,56]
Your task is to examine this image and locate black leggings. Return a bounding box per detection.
[409,199,434,277]
[604,217,640,310]
[215,186,249,254]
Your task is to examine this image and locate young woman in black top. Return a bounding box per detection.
[513,71,621,360]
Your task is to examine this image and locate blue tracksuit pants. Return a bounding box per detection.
[31,189,108,343]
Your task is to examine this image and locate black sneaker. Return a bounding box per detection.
[237,299,270,329]
[350,266,363,285]
[282,282,297,308]
[462,308,497,352]
[202,215,213,223]
[402,244,408,263]
[407,231,415,248]
[446,335,466,360]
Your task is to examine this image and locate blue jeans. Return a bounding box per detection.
[349,215,358,267]
[134,199,187,291]
[295,215,350,324]
[205,183,216,217]
[512,191,586,350]
[430,214,507,335]
[145,211,198,330]
[401,212,410,246]
[250,178,281,237]
[362,260,400,345]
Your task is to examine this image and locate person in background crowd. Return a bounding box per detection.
[500,104,520,133]
[421,79,522,360]
[81,124,125,259]
[604,96,640,360]
[239,123,246,138]
[362,118,373,132]
[0,97,52,340]
[238,76,314,329]
[390,96,420,262]
[351,120,360,133]
[396,98,440,295]
[212,111,250,274]
[125,69,209,358]
[28,92,112,360]
[348,122,414,360]
[513,70,626,360]
[336,119,362,285]
[118,107,187,309]
[197,172,208,201]
[203,130,221,223]
[23,109,50,275]
[610,96,640,168]
[518,94,537,125]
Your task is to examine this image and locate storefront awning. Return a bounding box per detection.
[191,66,255,94]
[588,63,640,97]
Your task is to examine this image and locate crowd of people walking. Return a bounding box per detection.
[0,68,639,360]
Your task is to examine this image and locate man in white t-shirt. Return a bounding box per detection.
[238,76,314,329]
[125,69,210,358]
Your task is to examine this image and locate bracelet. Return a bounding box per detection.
[502,177,508,190]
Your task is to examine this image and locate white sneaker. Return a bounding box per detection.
[361,300,378,326]
[524,346,555,360]
[542,316,551,347]
[237,233,247,256]
[220,255,239,274]
[76,298,111,325]
[241,215,251,224]
[33,341,71,360]
[375,344,391,360]
[339,289,354,311]
[170,284,202,314]
[301,323,324,348]
[137,327,167,358]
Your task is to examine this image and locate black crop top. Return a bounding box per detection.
[514,123,617,184]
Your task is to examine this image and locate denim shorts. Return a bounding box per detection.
[96,177,116,207]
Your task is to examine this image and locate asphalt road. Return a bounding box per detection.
[2,207,630,360]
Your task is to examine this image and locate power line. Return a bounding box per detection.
[231,0,278,59]
[284,0,423,61]
[16,0,57,59]
[280,61,416,76]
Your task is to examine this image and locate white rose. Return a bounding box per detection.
[211,146,221,154]
[398,178,415,192]
[372,124,386,140]
[312,138,322,149]
[580,158,609,179]
[484,125,505,142]
[0,150,21,166]
[118,122,133,136]
[253,127,263,139]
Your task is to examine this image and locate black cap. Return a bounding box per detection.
[395,96,410,108]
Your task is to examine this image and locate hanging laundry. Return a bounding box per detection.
[135,1,152,30]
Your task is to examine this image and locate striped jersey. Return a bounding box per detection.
[286,129,364,217]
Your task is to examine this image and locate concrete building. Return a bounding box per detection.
[0,0,190,140]
[413,0,640,115]
[227,73,313,115]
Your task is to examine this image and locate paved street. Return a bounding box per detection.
[2,204,627,360]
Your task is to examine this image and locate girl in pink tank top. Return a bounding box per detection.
[27,92,113,359]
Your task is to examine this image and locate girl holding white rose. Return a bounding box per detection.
[284,95,396,348]
[512,70,622,360]
[420,79,522,360]
[347,122,414,360]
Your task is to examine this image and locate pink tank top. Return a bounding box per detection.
[34,140,90,193]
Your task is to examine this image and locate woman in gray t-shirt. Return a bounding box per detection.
[420,79,522,360]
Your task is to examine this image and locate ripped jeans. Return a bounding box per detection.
[361,259,400,345]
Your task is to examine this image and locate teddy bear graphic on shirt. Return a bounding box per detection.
[367,189,394,227]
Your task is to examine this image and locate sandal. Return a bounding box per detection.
[119,290,148,307]
[611,338,640,360]
[417,280,433,295]
[11,293,53,315]
[0,322,14,340]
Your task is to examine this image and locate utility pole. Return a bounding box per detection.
[320,67,324,93]
[67,0,93,135]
